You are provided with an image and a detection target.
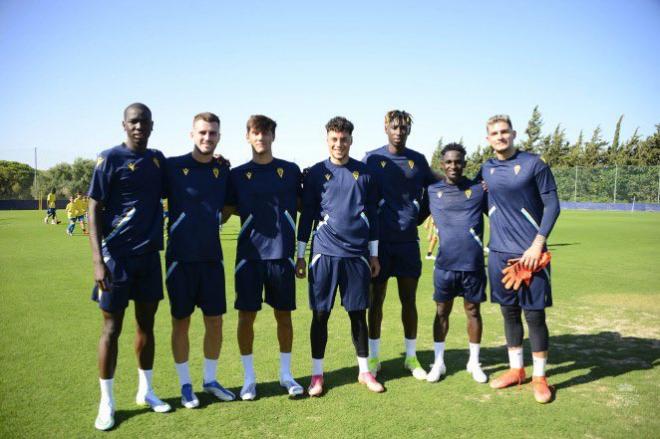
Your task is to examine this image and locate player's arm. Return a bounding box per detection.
[365,174,380,278]
[520,162,560,270]
[295,170,317,278]
[222,172,238,224]
[88,197,110,291]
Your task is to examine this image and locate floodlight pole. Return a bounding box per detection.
[613,164,618,204]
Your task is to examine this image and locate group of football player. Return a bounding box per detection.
[88,104,559,431]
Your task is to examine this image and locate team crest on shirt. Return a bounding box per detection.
[127,162,136,172]
[324,173,331,181]
[490,168,495,175]
[352,171,360,180]
[183,168,189,176]
[213,168,220,178]
[277,167,284,178]
[465,189,472,199]
[96,157,104,168]
[152,157,160,168]
[437,191,443,198]
[408,160,415,169]
[380,161,386,168]
[514,164,521,175]
[246,171,252,180]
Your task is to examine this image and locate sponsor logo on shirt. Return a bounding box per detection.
[325,173,331,181]
[437,191,443,198]
[514,164,521,175]
[380,160,386,168]
[127,162,136,172]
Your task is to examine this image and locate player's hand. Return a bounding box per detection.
[295,258,307,279]
[214,154,231,168]
[369,256,380,278]
[481,180,488,192]
[93,260,111,292]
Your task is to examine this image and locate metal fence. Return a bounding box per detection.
[553,166,660,204]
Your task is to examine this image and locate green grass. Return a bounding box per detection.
[1,210,659,438]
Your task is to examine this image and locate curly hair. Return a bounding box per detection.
[325,116,354,135]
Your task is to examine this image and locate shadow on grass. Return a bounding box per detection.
[109,331,659,428]
[418,331,659,389]
[547,242,580,248]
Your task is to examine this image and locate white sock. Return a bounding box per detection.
[357,356,369,373]
[280,352,292,379]
[468,343,481,365]
[368,338,380,359]
[99,378,114,405]
[203,358,217,384]
[434,342,445,365]
[175,361,192,386]
[532,356,547,377]
[241,354,256,383]
[404,338,417,358]
[137,369,153,396]
[312,358,324,376]
[508,348,524,369]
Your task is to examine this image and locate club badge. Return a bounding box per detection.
[352,171,359,180]
[380,161,386,168]
[465,189,472,199]
[213,168,220,178]
[246,171,252,180]
[324,173,331,181]
[183,168,189,176]
[408,160,415,169]
[514,164,521,175]
[277,167,284,178]
[127,162,136,172]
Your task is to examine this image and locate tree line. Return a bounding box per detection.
[2,106,659,202]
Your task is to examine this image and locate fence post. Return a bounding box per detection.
[613,164,618,203]
[573,166,578,202]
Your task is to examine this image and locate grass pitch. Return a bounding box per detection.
[0,210,659,438]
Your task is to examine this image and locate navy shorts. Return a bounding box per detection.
[91,251,164,313]
[308,254,370,312]
[166,259,226,319]
[488,250,552,310]
[374,241,422,283]
[77,215,85,221]
[235,258,296,312]
[433,268,487,303]
[47,208,56,216]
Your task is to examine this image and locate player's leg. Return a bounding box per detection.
[134,300,170,412]
[235,259,265,400]
[307,255,339,396]
[367,280,387,375]
[96,309,124,430]
[237,310,258,399]
[342,257,383,393]
[397,276,426,379]
[67,218,75,235]
[428,299,452,382]
[462,270,488,383]
[425,234,438,259]
[524,309,552,403]
[464,301,487,383]
[490,304,526,389]
[166,260,200,408]
[197,261,234,401]
[265,259,303,396]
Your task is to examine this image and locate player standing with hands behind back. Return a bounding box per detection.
[480,114,560,403]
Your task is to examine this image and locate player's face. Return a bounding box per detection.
[441,150,465,183]
[247,128,274,155]
[123,107,153,148]
[191,120,220,155]
[327,130,352,162]
[385,119,411,149]
[486,121,516,155]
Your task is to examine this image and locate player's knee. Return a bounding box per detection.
[238,311,256,326]
[500,305,522,322]
[101,321,122,342]
[464,303,481,320]
[274,310,292,328]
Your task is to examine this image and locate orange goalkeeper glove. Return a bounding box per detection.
[501,252,552,290]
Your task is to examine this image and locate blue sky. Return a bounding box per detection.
[1,0,659,169]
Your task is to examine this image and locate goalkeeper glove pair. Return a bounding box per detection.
[501,252,551,290]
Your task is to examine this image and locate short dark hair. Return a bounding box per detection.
[193,112,220,125]
[246,115,277,135]
[441,143,467,159]
[325,116,354,135]
[123,102,151,120]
